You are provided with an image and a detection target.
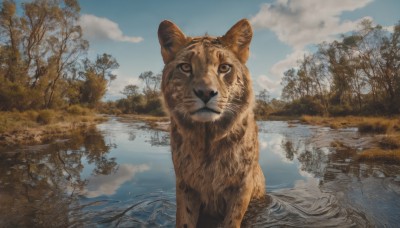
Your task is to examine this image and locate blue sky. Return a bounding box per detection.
[77,0,400,100]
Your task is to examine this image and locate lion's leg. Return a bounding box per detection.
[252,164,266,198]
[222,180,253,228]
[175,180,201,228]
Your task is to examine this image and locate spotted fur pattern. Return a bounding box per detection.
[158,19,265,228]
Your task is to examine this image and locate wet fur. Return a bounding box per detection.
[158,19,265,227]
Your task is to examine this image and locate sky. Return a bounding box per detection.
[76,0,400,100]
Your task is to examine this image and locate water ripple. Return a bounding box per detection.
[243,182,373,227]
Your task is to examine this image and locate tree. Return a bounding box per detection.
[254,89,271,119]
[80,70,107,107]
[79,53,119,107]
[0,0,118,111]
[0,0,93,110]
[279,18,400,116]
[256,89,270,104]
[138,71,161,100]
[43,0,88,108]
[82,53,119,83]
[0,0,22,83]
[281,68,299,101]
[121,84,139,98]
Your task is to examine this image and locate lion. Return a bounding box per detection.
[158,19,266,227]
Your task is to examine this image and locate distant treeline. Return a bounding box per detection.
[0,0,117,111]
[279,19,400,116]
[100,71,165,116]
[3,1,398,118]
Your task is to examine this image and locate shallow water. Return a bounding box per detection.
[1,117,399,227]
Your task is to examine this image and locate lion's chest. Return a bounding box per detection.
[173,137,251,197]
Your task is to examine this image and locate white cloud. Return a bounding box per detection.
[269,49,307,80]
[79,14,143,43]
[251,0,372,50]
[256,50,306,97]
[84,164,150,198]
[384,25,395,33]
[257,75,280,94]
[259,133,293,163]
[250,0,373,97]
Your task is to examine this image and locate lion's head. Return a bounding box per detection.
[158,19,254,127]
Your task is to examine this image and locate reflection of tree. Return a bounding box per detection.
[128,130,136,141]
[83,130,117,175]
[146,130,170,147]
[0,127,117,227]
[297,149,328,178]
[281,140,296,161]
[280,134,397,183]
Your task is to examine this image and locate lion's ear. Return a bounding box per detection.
[221,19,253,63]
[158,20,187,64]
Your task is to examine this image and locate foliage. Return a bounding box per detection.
[379,136,400,150]
[66,105,92,115]
[0,0,117,111]
[358,119,394,134]
[355,148,400,164]
[36,109,54,124]
[80,71,107,108]
[280,18,400,116]
[0,126,117,225]
[110,71,165,116]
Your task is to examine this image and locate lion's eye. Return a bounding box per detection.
[218,64,231,74]
[179,63,192,73]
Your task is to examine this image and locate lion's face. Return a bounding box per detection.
[158,19,254,124]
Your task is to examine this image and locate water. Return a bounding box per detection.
[1,117,399,227]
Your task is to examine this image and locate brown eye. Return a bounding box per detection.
[218,64,231,74]
[179,63,192,73]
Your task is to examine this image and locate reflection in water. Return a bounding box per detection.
[1,119,399,227]
[0,127,117,227]
[244,178,370,227]
[84,164,150,198]
[269,122,400,227]
[128,130,137,141]
[147,130,170,147]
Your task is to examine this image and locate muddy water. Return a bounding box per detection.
[0,117,399,227]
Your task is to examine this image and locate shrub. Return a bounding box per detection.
[283,96,325,116]
[358,119,393,134]
[356,148,400,163]
[328,104,353,116]
[37,110,54,124]
[67,105,91,115]
[379,136,400,149]
[24,110,39,122]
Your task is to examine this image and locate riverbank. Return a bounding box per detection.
[0,108,107,146]
[117,114,170,131]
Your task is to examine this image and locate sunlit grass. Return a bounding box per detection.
[0,107,106,145]
[119,114,169,123]
[300,115,400,133]
[355,148,400,163]
[357,118,398,134]
[300,115,400,163]
[379,135,400,149]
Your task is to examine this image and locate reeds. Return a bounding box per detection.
[355,148,400,163]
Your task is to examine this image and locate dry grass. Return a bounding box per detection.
[300,115,400,163]
[0,109,106,146]
[357,118,398,134]
[300,115,400,133]
[120,114,169,122]
[300,115,362,128]
[355,148,400,163]
[379,135,400,149]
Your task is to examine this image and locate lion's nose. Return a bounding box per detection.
[193,87,218,104]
